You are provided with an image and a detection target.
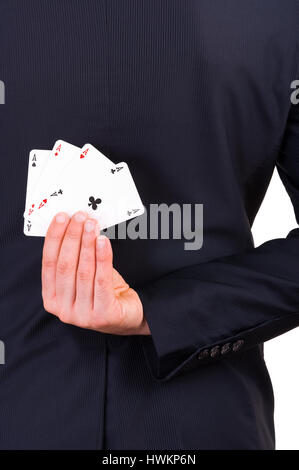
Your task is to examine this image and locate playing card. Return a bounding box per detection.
[24,211,52,237]
[26,142,116,221]
[24,161,144,236]
[24,150,50,214]
[24,140,81,220]
[23,150,51,236]
[79,143,115,171]
[68,162,144,229]
[29,143,116,222]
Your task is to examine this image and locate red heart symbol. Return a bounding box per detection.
[43,199,47,203]
[80,154,85,159]
[55,152,58,156]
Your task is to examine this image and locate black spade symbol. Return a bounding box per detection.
[32,163,36,167]
[88,196,102,210]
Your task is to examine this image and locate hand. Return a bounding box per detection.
[42,211,150,335]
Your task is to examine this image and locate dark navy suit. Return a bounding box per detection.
[1,0,299,449]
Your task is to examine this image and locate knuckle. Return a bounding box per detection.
[58,311,70,324]
[77,269,93,282]
[95,276,109,290]
[80,248,95,265]
[56,260,74,277]
[42,257,56,270]
[81,239,92,250]
[82,230,96,243]
[65,227,80,241]
[97,251,112,263]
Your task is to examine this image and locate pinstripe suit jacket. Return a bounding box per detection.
[1,0,299,449]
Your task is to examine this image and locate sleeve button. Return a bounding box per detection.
[210,346,220,358]
[197,349,209,360]
[232,339,244,352]
[221,343,231,355]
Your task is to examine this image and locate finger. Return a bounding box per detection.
[94,235,115,315]
[42,212,70,312]
[75,218,99,314]
[56,211,87,313]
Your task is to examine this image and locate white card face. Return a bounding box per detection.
[24,150,51,217]
[26,142,116,221]
[80,143,115,171]
[62,162,144,229]
[24,162,144,236]
[24,210,52,237]
[24,140,81,220]
[29,144,117,222]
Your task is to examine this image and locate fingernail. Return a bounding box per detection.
[56,213,66,224]
[74,211,86,223]
[97,235,107,248]
[85,220,95,233]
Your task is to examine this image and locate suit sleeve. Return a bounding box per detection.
[137,97,299,382]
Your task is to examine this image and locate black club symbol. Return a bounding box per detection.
[88,196,102,210]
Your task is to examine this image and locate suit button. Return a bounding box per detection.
[210,346,220,358]
[232,339,244,352]
[221,343,231,355]
[197,349,209,360]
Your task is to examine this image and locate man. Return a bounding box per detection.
[0,0,299,450]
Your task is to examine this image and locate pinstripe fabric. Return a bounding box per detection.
[0,0,299,449]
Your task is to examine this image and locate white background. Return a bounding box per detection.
[252,169,299,450]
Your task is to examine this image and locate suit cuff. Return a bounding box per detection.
[138,285,299,382]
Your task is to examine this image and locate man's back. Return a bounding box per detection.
[0,0,298,449]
